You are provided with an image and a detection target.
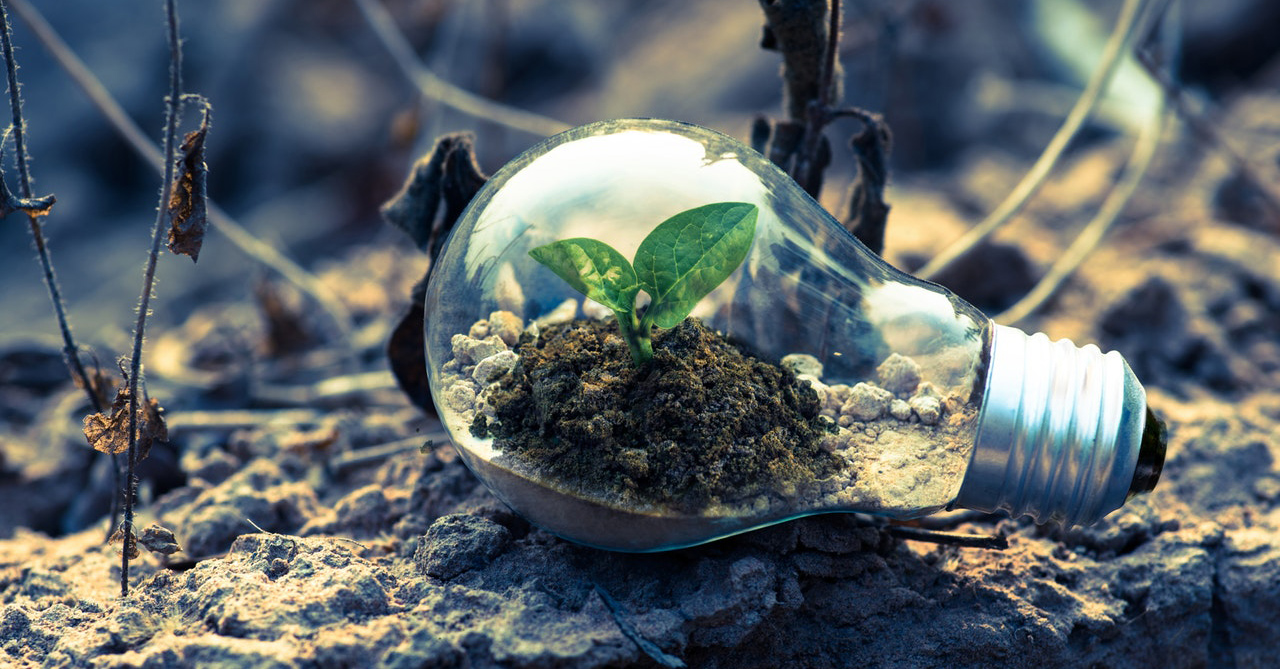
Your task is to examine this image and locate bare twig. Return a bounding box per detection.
[7,0,354,343]
[120,0,184,598]
[998,92,1165,325]
[885,524,1009,550]
[165,408,326,434]
[0,1,101,415]
[330,434,447,477]
[1134,50,1280,225]
[916,0,1150,281]
[351,0,571,137]
[0,0,119,540]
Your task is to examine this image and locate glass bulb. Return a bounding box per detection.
[423,119,1166,551]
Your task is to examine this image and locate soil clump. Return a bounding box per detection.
[471,317,844,513]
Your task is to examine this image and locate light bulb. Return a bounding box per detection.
[423,119,1166,551]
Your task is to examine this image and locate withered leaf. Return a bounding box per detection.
[82,387,169,462]
[108,526,140,560]
[139,523,181,556]
[166,105,211,262]
[0,128,56,220]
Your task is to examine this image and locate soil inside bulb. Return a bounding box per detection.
[469,317,844,514]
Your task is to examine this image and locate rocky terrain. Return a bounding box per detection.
[1,1,1278,666]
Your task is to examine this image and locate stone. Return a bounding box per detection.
[909,395,942,425]
[472,350,518,383]
[414,514,511,580]
[781,354,824,378]
[877,353,922,395]
[451,334,507,365]
[535,298,578,327]
[842,383,894,421]
[488,311,524,346]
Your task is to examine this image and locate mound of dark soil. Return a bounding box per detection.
[473,318,842,512]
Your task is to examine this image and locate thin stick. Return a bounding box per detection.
[351,0,571,137]
[1135,50,1280,224]
[121,0,183,599]
[885,524,1009,550]
[7,0,353,343]
[0,2,101,414]
[916,0,1149,281]
[0,0,119,539]
[997,96,1165,325]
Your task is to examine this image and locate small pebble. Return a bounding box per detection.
[877,353,922,395]
[841,382,893,421]
[889,399,913,421]
[781,353,824,378]
[442,384,476,414]
[535,298,578,327]
[451,334,507,365]
[493,263,524,316]
[582,299,613,321]
[910,395,942,425]
[488,311,523,346]
[468,320,490,339]
[472,350,518,383]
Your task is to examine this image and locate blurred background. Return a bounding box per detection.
[2,0,1278,346]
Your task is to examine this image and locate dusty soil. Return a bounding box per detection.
[2,2,1279,667]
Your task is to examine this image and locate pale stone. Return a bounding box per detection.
[582,299,613,321]
[877,353,922,395]
[488,311,524,347]
[841,382,894,421]
[535,298,578,327]
[472,350,518,383]
[889,399,913,421]
[493,263,524,317]
[442,384,476,414]
[451,334,507,365]
[781,353,823,379]
[910,395,943,425]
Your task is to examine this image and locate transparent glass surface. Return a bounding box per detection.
[424,119,988,551]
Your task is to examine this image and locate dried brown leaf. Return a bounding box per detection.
[108,526,140,560]
[166,105,210,262]
[82,387,168,462]
[0,128,55,220]
[139,523,181,556]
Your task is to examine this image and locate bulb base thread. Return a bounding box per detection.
[956,325,1158,526]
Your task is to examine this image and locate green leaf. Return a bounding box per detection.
[529,238,639,313]
[634,202,758,328]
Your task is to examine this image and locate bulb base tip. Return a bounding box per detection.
[1128,407,1166,498]
[957,325,1154,527]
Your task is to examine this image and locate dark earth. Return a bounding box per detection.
[1,1,1279,667]
[473,317,841,513]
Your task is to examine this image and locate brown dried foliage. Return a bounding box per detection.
[166,105,210,262]
[82,386,168,462]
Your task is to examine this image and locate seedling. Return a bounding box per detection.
[529,202,758,366]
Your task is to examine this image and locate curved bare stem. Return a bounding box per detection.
[996,97,1165,326]
[916,0,1149,281]
[7,0,353,342]
[352,0,571,137]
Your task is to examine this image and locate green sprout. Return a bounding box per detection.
[529,202,759,366]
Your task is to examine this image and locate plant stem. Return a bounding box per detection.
[121,0,183,599]
[0,1,102,414]
[616,310,653,367]
[916,0,1150,281]
[0,0,118,539]
[7,0,355,346]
